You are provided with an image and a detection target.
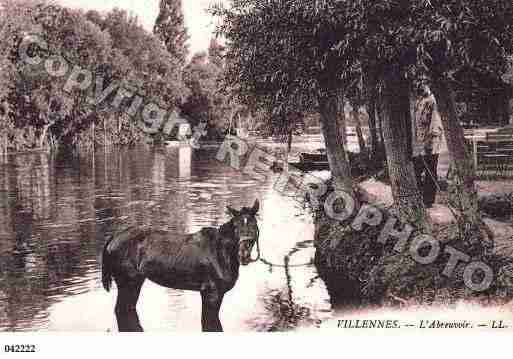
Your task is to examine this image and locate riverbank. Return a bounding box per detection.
[313,177,513,309]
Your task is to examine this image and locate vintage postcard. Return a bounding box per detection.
[1,0,513,353]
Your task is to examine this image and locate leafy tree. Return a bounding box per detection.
[181,49,230,140]
[208,38,224,69]
[153,0,188,65]
[352,1,433,232]
[212,0,363,197]
[103,8,187,142]
[214,1,433,231]
[0,1,188,151]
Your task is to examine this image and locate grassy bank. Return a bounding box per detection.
[312,179,513,309]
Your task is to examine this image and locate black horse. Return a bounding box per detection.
[101,199,260,332]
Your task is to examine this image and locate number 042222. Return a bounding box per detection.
[4,345,36,353]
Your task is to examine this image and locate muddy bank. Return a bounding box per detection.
[313,179,513,309]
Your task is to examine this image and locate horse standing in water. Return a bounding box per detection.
[101,200,260,332]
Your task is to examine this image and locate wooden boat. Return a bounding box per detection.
[299,151,327,163]
[288,161,330,171]
[165,140,191,148]
[291,149,364,172]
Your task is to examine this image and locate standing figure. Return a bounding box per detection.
[412,85,445,208]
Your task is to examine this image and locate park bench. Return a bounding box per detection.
[467,128,513,177]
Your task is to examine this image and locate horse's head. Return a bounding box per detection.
[227,199,260,266]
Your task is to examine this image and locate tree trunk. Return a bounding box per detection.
[509,99,513,125]
[287,127,293,154]
[39,121,54,150]
[352,106,367,155]
[284,127,293,172]
[104,117,107,149]
[376,92,385,149]
[408,85,416,158]
[318,92,355,197]
[2,132,6,159]
[381,70,431,234]
[363,70,379,163]
[431,77,492,252]
[92,121,95,152]
[337,94,348,149]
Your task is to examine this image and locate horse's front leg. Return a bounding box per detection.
[200,286,225,332]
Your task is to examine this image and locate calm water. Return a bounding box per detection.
[0,138,334,332]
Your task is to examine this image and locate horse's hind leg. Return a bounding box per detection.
[114,277,145,332]
[200,287,225,332]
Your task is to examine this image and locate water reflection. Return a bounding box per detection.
[0,140,332,332]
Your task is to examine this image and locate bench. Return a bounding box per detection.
[476,132,513,177]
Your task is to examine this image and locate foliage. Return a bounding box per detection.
[181,46,227,140]
[0,0,187,151]
[153,0,188,66]
[211,1,362,127]
[214,0,513,135]
[411,0,513,81]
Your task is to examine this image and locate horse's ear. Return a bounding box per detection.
[250,199,260,215]
[227,206,239,217]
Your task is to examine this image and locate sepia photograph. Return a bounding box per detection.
[0,0,513,352]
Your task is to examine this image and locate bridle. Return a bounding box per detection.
[247,225,260,263]
[234,212,314,268]
[243,224,313,268]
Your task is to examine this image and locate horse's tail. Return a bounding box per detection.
[102,235,114,292]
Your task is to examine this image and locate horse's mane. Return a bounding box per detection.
[218,220,235,239]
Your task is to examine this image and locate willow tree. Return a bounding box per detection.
[411,0,513,249]
[212,0,363,197]
[357,1,433,233]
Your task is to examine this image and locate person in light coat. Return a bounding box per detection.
[412,85,446,208]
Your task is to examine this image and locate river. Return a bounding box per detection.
[0,136,338,332]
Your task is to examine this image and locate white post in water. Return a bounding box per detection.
[178,144,192,179]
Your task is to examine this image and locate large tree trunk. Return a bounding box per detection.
[318,92,355,197]
[430,77,493,252]
[381,70,431,234]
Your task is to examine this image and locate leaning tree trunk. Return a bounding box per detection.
[318,92,355,197]
[381,69,432,234]
[430,77,493,252]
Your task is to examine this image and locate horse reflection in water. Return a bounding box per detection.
[101,200,260,332]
